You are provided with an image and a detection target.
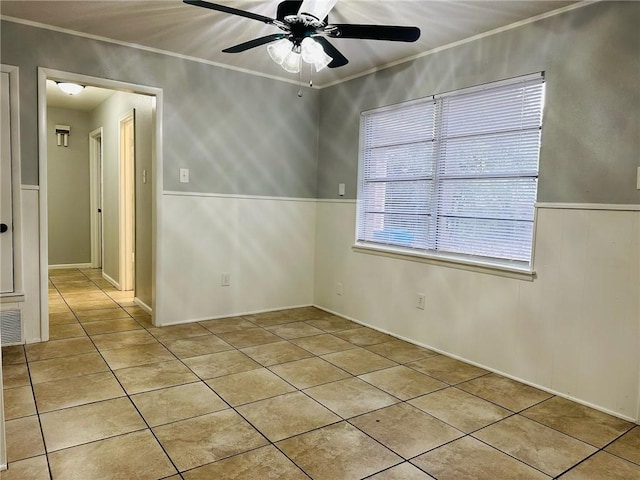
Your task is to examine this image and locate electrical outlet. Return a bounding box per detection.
[336,282,343,296]
[416,293,425,310]
[221,272,230,286]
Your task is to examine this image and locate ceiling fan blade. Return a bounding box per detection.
[329,24,420,42]
[298,0,338,21]
[222,34,287,53]
[313,37,348,68]
[183,0,276,25]
[277,1,303,20]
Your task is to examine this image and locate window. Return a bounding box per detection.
[356,73,545,270]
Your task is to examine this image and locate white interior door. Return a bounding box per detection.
[0,71,14,294]
[119,111,135,291]
[90,128,103,269]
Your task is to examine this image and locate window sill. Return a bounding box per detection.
[352,244,536,281]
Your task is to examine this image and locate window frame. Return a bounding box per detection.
[355,73,545,278]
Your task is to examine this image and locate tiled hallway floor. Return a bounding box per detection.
[2,268,639,479]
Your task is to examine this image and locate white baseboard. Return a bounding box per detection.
[48,263,92,270]
[0,292,25,304]
[102,272,120,290]
[313,305,639,424]
[154,304,314,327]
[134,297,152,314]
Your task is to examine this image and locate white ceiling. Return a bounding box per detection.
[2,0,579,87]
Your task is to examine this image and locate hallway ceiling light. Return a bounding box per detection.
[57,82,85,95]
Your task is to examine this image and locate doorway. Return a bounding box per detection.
[38,68,162,340]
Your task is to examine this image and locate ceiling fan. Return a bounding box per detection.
[183,0,421,74]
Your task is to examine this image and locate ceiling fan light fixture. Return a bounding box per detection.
[281,50,302,73]
[57,82,85,95]
[301,37,332,72]
[267,38,301,73]
[267,38,293,64]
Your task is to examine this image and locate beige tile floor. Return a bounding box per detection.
[2,268,639,479]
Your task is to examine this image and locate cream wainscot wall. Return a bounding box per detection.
[154,192,317,324]
[313,200,640,422]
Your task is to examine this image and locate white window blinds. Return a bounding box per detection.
[357,73,544,266]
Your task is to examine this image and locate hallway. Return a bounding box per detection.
[2,268,639,479]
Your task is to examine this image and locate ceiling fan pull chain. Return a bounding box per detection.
[297,61,304,97]
[307,60,314,89]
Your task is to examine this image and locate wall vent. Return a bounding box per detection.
[1,309,22,345]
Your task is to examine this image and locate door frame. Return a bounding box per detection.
[0,63,23,473]
[38,68,163,340]
[89,127,103,270]
[118,111,135,292]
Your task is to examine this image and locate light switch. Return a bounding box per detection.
[179,168,190,183]
[637,166,640,190]
[142,169,147,184]
[338,183,345,196]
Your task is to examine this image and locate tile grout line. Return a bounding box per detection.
[39,275,69,479]
[465,433,555,478]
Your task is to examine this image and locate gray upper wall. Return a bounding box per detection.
[317,1,640,204]
[47,107,91,265]
[3,1,639,204]
[1,20,320,198]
